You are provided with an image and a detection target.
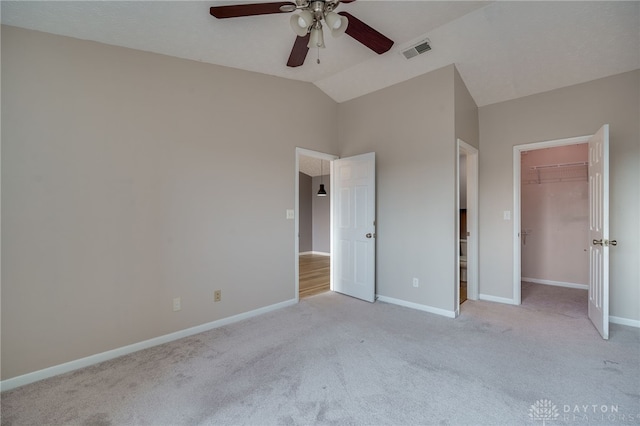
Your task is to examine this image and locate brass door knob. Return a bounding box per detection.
[593,239,603,246]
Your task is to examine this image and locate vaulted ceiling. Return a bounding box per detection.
[2,1,639,106]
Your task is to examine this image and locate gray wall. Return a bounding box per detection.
[454,67,480,149]
[478,70,640,320]
[4,24,637,383]
[338,65,460,312]
[298,173,312,253]
[338,64,478,313]
[1,26,338,380]
[311,175,330,253]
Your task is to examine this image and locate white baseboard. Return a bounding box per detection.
[610,315,640,328]
[0,298,297,392]
[299,251,330,256]
[376,295,456,318]
[479,293,518,305]
[522,277,588,290]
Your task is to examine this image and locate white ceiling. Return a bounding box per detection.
[2,1,639,107]
[299,155,329,177]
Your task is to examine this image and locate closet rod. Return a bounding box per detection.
[530,161,587,170]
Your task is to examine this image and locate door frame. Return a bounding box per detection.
[295,147,338,302]
[512,135,591,305]
[456,139,479,315]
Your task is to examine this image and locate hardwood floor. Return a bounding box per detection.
[300,253,465,302]
[299,254,330,298]
[460,281,467,304]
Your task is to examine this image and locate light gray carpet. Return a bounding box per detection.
[521,281,588,319]
[2,285,639,425]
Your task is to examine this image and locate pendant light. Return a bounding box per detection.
[317,159,327,197]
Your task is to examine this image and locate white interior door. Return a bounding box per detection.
[332,152,376,302]
[588,124,610,339]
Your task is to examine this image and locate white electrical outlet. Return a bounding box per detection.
[412,278,419,288]
[173,297,181,311]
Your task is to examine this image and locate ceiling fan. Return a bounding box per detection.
[209,0,394,67]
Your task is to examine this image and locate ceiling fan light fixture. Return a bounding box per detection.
[279,4,297,13]
[308,25,325,48]
[210,1,395,68]
[324,11,348,37]
[290,10,314,37]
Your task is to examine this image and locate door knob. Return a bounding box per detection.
[606,239,617,247]
[593,239,603,246]
[366,233,375,239]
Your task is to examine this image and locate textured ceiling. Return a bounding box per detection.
[2,1,639,106]
[299,156,329,177]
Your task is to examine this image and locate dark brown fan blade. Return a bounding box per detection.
[337,11,393,54]
[287,34,310,67]
[340,0,357,3]
[210,2,296,19]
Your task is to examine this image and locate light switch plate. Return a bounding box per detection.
[503,210,511,220]
[286,209,294,220]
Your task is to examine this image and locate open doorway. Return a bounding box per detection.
[519,143,589,315]
[456,140,478,315]
[513,126,611,339]
[513,135,591,305]
[295,148,337,300]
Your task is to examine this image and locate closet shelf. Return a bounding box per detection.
[529,161,587,170]
[523,161,588,185]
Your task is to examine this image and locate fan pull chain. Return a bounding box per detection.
[317,47,320,64]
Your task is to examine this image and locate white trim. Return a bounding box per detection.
[479,293,518,305]
[376,295,456,318]
[513,147,522,305]
[609,316,640,328]
[522,278,588,290]
[329,160,335,291]
[0,298,297,392]
[513,134,591,305]
[455,143,461,312]
[298,251,330,256]
[294,151,300,302]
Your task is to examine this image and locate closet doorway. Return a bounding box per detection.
[513,135,591,305]
[295,149,337,299]
[513,125,611,338]
[520,144,589,288]
[519,143,589,315]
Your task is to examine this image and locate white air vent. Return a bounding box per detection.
[401,39,431,60]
